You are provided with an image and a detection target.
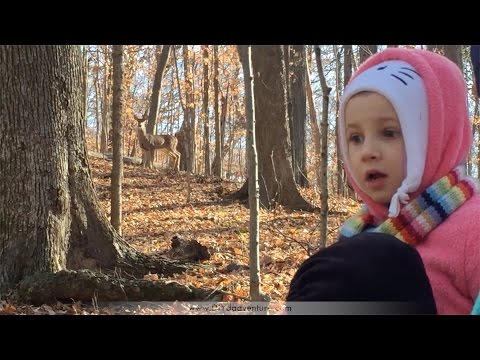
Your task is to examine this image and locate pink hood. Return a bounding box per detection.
[339,48,472,221]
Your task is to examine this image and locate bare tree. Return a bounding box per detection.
[110,45,124,235]
[202,45,211,175]
[100,45,112,153]
[0,46,212,302]
[91,47,102,153]
[238,45,265,302]
[314,45,331,248]
[342,45,355,198]
[305,53,322,193]
[143,45,172,168]
[289,45,308,187]
[174,46,196,173]
[232,46,314,211]
[212,45,223,177]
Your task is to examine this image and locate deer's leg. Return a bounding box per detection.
[145,150,154,169]
[141,150,148,168]
[169,152,178,171]
[173,150,181,171]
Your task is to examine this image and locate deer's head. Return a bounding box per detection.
[134,108,149,128]
[134,113,146,125]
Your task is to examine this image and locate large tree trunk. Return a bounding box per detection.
[0,45,208,301]
[231,45,314,211]
[289,45,308,187]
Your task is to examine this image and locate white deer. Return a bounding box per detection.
[134,115,181,171]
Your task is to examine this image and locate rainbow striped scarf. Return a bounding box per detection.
[340,166,478,245]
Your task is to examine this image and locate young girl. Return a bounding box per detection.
[288,48,480,315]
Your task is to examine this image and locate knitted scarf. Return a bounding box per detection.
[340,166,478,245]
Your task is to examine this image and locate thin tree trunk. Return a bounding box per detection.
[110,45,124,235]
[212,84,229,176]
[213,45,222,177]
[305,56,322,191]
[93,48,101,153]
[202,45,211,176]
[143,45,172,168]
[335,45,345,195]
[227,106,236,179]
[475,98,480,179]
[238,45,262,302]
[284,45,293,164]
[343,45,354,198]
[100,45,111,153]
[173,47,188,171]
[315,45,331,248]
[182,45,196,173]
[220,89,227,159]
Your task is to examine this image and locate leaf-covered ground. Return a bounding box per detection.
[1,155,360,315]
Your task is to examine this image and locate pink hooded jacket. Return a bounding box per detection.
[339,48,480,314]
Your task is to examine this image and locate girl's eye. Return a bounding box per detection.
[349,134,363,143]
[384,129,400,138]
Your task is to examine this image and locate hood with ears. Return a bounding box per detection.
[338,48,472,221]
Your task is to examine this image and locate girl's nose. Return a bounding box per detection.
[361,140,381,161]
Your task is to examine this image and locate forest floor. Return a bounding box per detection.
[1,152,360,315]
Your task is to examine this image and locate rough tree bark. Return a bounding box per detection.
[342,45,355,198]
[289,45,308,187]
[238,45,263,301]
[334,45,345,196]
[305,54,322,194]
[110,44,124,235]
[202,45,211,176]
[0,45,218,303]
[314,45,331,249]
[212,45,223,178]
[99,45,111,153]
[143,45,172,169]
[231,45,314,211]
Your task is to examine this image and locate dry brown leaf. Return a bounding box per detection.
[0,302,17,315]
[143,273,159,281]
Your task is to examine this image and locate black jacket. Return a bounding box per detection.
[286,233,437,314]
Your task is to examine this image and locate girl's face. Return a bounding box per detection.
[345,92,406,206]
